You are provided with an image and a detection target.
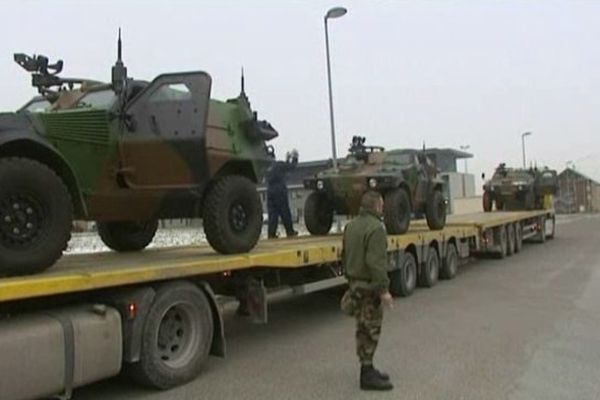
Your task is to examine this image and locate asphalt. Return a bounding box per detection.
[73,214,600,400]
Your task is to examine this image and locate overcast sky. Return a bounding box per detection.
[1,1,598,188]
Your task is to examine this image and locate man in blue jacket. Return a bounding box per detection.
[266,149,299,239]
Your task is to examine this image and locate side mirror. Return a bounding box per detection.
[481,173,486,180]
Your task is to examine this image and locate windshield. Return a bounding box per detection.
[77,89,116,109]
[22,98,51,113]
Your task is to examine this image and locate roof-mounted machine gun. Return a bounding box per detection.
[349,136,384,162]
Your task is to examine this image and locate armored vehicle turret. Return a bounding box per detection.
[303,136,447,235]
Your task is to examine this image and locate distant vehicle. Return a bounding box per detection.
[482,163,558,212]
[303,136,447,235]
[0,35,277,275]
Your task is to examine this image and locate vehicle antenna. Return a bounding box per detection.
[241,66,245,94]
[112,28,127,95]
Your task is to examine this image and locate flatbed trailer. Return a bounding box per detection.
[0,209,555,400]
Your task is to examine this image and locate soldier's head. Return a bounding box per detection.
[361,191,384,217]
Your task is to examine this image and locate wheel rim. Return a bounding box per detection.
[229,203,248,232]
[406,262,415,289]
[448,251,458,275]
[429,255,439,281]
[0,193,45,248]
[156,303,202,369]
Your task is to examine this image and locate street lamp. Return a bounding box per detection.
[459,145,470,173]
[521,131,532,168]
[324,6,347,171]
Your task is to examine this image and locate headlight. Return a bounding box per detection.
[317,180,324,190]
[518,185,523,191]
[368,178,377,188]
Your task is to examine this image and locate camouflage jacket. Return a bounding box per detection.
[343,209,390,294]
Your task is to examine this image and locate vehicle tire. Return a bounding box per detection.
[418,246,439,288]
[506,223,515,256]
[0,157,72,275]
[384,188,411,234]
[389,252,417,297]
[547,216,556,240]
[536,216,547,244]
[496,199,504,211]
[514,223,523,253]
[482,191,493,212]
[440,243,458,280]
[425,190,447,230]
[97,220,158,252]
[304,191,334,235]
[203,175,263,254]
[496,225,508,258]
[128,281,214,389]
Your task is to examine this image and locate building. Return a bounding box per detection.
[259,147,475,224]
[555,168,600,213]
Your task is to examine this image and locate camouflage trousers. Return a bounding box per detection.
[341,287,383,365]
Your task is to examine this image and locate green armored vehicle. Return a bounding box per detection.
[0,38,277,275]
[303,136,447,235]
[482,163,558,211]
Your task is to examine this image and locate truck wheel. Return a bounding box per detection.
[383,188,411,234]
[425,190,446,230]
[482,191,493,212]
[203,176,262,254]
[440,243,458,280]
[496,199,504,211]
[389,252,417,297]
[0,157,72,275]
[514,223,523,253]
[506,224,515,256]
[496,225,508,258]
[97,220,158,251]
[418,246,439,288]
[304,191,334,235]
[129,281,214,389]
[535,216,547,244]
[547,216,556,239]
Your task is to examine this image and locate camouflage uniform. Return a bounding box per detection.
[341,209,389,366]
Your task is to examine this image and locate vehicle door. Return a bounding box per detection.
[119,72,212,189]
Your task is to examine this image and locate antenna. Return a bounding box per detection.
[117,28,122,62]
[112,27,127,95]
[241,67,245,94]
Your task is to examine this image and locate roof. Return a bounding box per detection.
[388,148,473,159]
[558,168,599,185]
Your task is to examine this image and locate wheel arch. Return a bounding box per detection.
[214,160,259,184]
[0,138,87,216]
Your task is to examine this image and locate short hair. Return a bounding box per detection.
[361,191,383,212]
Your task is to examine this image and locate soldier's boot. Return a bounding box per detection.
[373,367,389,381]
[286,230,298,238]
[360,365,393,391]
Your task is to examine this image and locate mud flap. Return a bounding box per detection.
[247,278,268,324]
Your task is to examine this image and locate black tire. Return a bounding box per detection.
[389,252,417,297]
[496,199,504,211]
[426,190,446,230]
[535,216,547,244]
[496,225,508,258]
[203,176,263,254]
[418,247,439,288]
[547,216,556,239]
[440,243,458,280]
[482,191,493,212]
[506,224,515,256]
[97,220,158,252]
[514,223,523,253]
[128,281,214,389]
[304,191,334,235]
[0,157,72,275]
[383,188,411,234]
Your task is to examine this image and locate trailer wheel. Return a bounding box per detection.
[506,224,515,256]
[203,175,263,254]
[389,252,417,297]
[97,219,158,252]
[482,191,492,212]
[547,216,556,240]
[496,225,508,258]
[304,191,334,235]
[514,223,523,253]
[426,190,446,230]
[0,157,73,275]
[440,243,458,280]
[418,246,439,288]
[129,281,214,389]
[535,216,547,244]
[384,188,411,234]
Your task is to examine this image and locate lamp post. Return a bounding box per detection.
[324,6,347,171]
[521,131,532,168]
[566,160,574,213]
[459,145,470,173]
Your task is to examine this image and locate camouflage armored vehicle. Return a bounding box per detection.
[482,163,558,212]
[0,37,277,275]
[303,136,447,235]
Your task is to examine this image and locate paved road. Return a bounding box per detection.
[74,214,600,400]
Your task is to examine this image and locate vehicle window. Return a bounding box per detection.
[23,99,51,113]
[149,83,192,102]
[78,90,116,108]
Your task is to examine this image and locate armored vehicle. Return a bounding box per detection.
[482,164,558,212]
[303,136,447,235]
[0,36,277,275]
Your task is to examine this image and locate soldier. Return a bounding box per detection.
[341,190,394,391]
[266,149,299,239]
